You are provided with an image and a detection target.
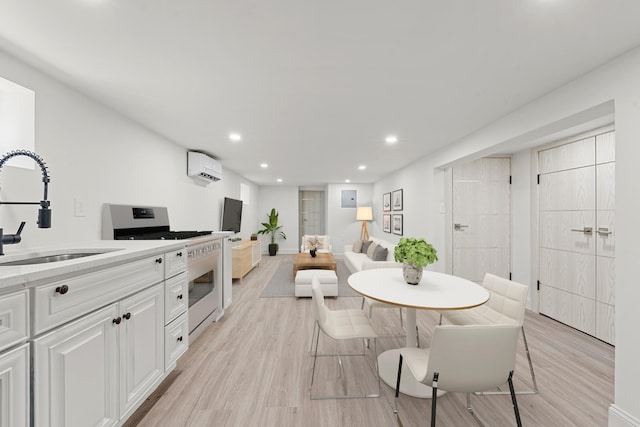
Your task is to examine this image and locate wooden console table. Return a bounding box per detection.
[232,240,261,283]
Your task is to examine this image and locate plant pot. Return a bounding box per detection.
[268,243,278,256]
[310,248,317,257]
[402,262,423,285]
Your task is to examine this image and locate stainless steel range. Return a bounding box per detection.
[102,204,228,340]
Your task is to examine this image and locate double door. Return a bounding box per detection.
[538,130,615,344]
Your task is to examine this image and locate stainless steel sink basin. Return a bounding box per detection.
[0,249,120,266]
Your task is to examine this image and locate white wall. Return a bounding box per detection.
[256,185,299,254]
[327,183,373,255]
[370,47,640,426]
[0,49,260,252]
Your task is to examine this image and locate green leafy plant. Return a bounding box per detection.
[394,237,438,268]
[257,208,287,245]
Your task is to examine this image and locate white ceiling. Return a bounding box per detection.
[2,1,640,186]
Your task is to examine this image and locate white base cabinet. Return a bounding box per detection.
[33,283,165,427]
[33,304,119,427]
[0,343,29,427]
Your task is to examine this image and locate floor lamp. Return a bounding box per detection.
[356,206,373,241]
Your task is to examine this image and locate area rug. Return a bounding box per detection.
[260,260,360,298]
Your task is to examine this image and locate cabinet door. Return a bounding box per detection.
[33,304,119,427]
[165,272,188,324]
[0,290,28,352]
[0,343,29,427]
[119,284,164,420]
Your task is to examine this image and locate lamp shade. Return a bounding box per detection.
[356,206,373,221]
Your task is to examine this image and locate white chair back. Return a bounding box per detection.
[311,277,328,328]
[425,324,520,393]
[482,273,528,325]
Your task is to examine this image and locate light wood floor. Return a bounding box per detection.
[125,254,614,427]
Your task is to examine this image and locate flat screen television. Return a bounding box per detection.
[221,197,243,233]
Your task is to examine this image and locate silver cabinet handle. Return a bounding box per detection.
[597,227,613,236]
[570,227,593,234]
[454,223,469,230]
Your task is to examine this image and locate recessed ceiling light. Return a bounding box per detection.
[385,135,398,144]
[277,178,283,183]
[260,163,268,168]
[229,133,242,142]
[358,165,367,170]
[345,179,351,183]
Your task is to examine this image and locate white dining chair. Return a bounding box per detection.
[393,324,522,427]
[310,278,381,399]
[439,272,537,395]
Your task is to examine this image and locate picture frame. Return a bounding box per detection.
[392,189,403,211]
[392,214,403,235]
[383,192,391,212]
[383,214,391,233]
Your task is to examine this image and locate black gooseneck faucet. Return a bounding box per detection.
[0,149,52,255]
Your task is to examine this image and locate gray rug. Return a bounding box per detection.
[260,259,360,298]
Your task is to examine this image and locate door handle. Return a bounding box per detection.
[570,227,593,235]
[597,227,613,236]
[454,223,469,231]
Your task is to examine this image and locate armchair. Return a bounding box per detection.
[300,235,332,253]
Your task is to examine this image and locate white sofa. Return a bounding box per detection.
[300,235,332,253]
[344,236,401,274]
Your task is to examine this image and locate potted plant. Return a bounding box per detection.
[394,237,438,284]
[257,208,286,256]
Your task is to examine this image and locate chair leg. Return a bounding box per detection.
[393,354,403,418]
[508,371,523,427]
[477,325,538,396]
[521,325,538,394]
[431,372,439,427]
[310,322,321,395]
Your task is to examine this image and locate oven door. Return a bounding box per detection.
[187,241,222,338]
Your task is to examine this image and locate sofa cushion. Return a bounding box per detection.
[352,239,364,253]
[366,242,378,259]
[372,245,388,261]
[361,240,373,254]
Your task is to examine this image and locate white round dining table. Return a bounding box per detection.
[348,268,489,398]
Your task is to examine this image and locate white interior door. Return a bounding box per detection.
[452,157,511,283]
[537,130,615,344]
[299,191,325,241]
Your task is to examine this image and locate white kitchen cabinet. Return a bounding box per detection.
[0,343,29,427]
[165,248,187,279]
[33,284,165,427]
[119,283,164,420]
[0,289,28,351]
[165,311,189,370]
[164,272,188,324]
[33,304,119,427]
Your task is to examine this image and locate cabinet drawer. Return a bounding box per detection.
[165,272,188,324]
[165,312,188,370]
[165,248,187,279]
[33,255,164,335]
[0,290,28,351]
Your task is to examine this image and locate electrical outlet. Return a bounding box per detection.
[74,198,86,217]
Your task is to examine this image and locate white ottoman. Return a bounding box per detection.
[295,269,339,298]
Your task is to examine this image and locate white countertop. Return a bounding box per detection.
[0,240,188,290]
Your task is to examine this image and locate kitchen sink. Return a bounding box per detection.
[0,250,120,266]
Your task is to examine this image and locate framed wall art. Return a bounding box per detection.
[383,192,391,212]
[383,214,391,233]
[392,214,403,235]
[392,189,403,211]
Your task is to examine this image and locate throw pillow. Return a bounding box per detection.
[372,245,388,261]
[366,242,378,259]
[361,239,373,254]
[352,239,363,253]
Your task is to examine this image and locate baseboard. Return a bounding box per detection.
[609,405,640,427]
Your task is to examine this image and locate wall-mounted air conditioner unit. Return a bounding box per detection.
[187,151,222,183]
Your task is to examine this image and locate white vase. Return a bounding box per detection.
[402,262,423,285]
